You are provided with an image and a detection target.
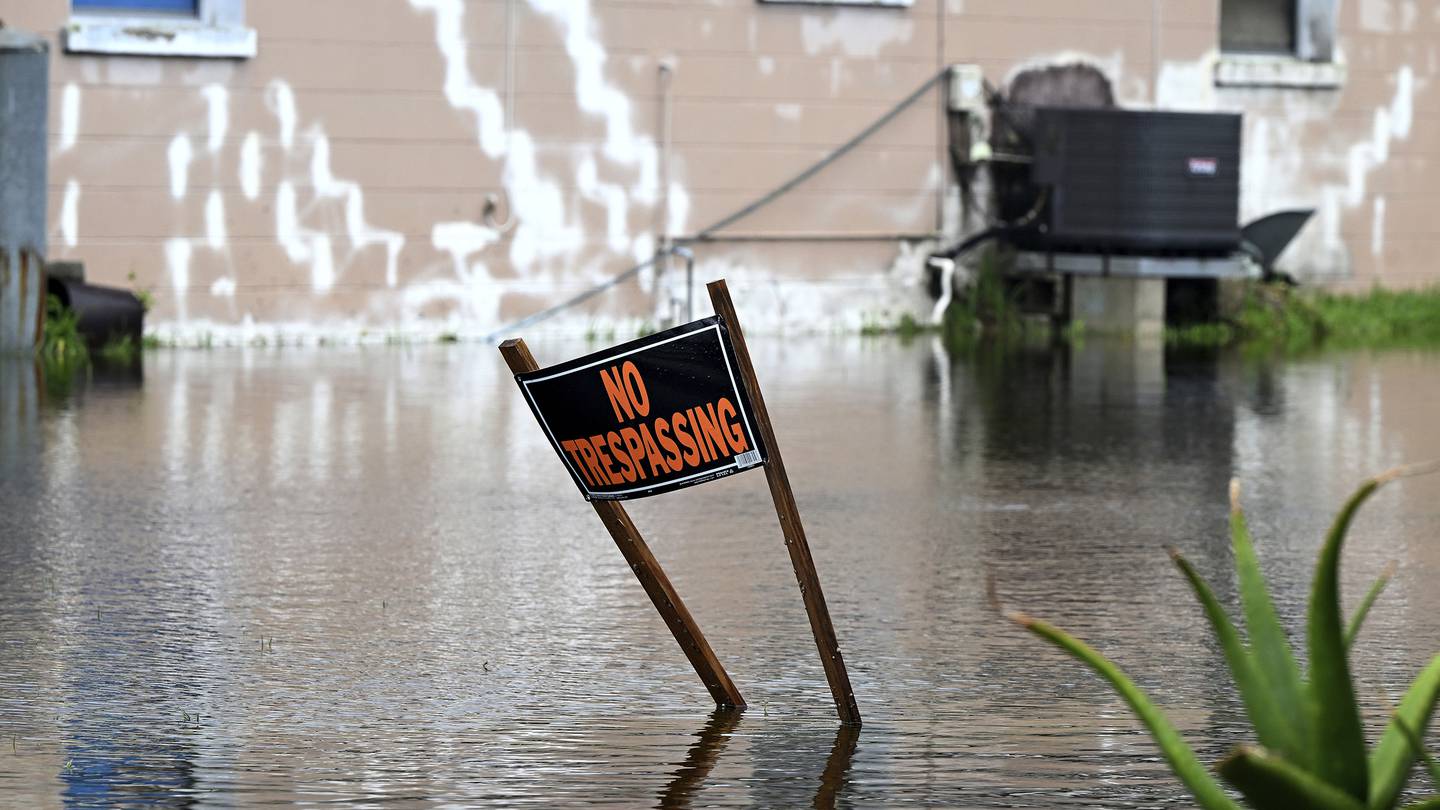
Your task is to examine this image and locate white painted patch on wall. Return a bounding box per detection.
[411,0,507,157]
[800,10,914,59]
[167,133,193,199]
[239,132,261,200]
[166,237,192,295]
[1346,66,1414,206]
[776,103,803,122]
[1360,0,1396,32]
[306,128,406,287]
[210,276,236,297]
[276,181,335,293]
[758,56,775,76]
[203,84,229,153]
[666,181,690,236]
[205,190,227,250]
[59,84,80,153]
[59,180,80,247]
[266,81,297,150]
[1371,196,1386,256]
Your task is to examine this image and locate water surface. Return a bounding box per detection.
[2,339,1438,807]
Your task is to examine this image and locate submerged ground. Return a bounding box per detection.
[2,338,1438,807]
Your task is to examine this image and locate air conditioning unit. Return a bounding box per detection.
[1005,107,1242,257]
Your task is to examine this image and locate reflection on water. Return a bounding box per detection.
[2,339,1438,807]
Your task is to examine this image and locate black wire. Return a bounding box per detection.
[485,67,952,343]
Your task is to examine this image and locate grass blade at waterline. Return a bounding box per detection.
[1170,548,1294,758]
[1229,480,1313,772]
[1306,475,1382,801]
[1370,655,1440,809]
[1217,746,1366,810]
[1392,713,1440,788]
[1006,610,1242,810]
[1346,562,1397,651]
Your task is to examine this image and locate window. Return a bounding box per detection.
[73,0,199,13]
[1215,0,1342,88]
[1220,0,1295,54]
[758,1,911,6]
[64,0,255,58]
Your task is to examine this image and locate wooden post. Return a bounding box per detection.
[499,338,746,710]
[706,280,861,725]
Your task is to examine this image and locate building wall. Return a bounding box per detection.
[0,0,1435,342]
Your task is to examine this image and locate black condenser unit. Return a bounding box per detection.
[1004,107,1242,256]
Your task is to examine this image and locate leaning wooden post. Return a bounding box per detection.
[498,338,746,710]
[706,280,861,725]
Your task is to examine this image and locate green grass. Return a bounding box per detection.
[37,295,88,370]
[1232,283,1440,352]
[1003,464,1440,809]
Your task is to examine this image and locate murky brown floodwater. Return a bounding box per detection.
[2,338,1439,807]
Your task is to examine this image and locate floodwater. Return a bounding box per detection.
[2,338,1439,807]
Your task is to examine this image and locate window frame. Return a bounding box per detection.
[64,0,255,59]
[757,0,912,7]
[1215,0,1340,89]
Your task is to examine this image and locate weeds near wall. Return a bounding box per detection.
[1002,464,1440,809]
[942,247,1051,349]
[37,295,89,370]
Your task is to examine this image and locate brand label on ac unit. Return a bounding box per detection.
[1188,157,1219,176]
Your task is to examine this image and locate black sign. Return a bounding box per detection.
[513,316,768,500]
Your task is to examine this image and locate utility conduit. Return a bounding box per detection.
[485,67,951,342]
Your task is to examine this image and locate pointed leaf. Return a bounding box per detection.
[1392,713,1440,788]
[1345,562,1396,651]
[1171,548,1297,757]
[1011,611,1242,810]
[1229,480,1312,769]
[1308,476,1388,802]
[1218,746,1366,810]
[1371,655,1440,809]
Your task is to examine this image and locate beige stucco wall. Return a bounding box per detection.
[1,0,1435,342]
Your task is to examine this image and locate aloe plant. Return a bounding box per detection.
[1008,463,1440,809]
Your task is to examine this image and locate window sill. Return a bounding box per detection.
[757,0,911,7]
[63,16,255,58]
[1214,54,1344,89]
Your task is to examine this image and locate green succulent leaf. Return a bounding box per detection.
[1392,713,1440,788]
[1371,655,1440,809]
[1170,548,1297,758]
[1307,475,1382,802]
[1345,562,1396,651]
[1229,480,1313,771]
[1010,611,1242,810]
[1218,746,1366,810]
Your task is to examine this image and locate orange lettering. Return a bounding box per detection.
[637,423,669,475]
[695,403,729,460]
[561,439,595,486]
[716,397,749,453]
[673,412,700,467]
[576,437,611,486]
[621,361,650,417]
[599,366,636,423]
[619,427,647,480]
[687,407,714,462]
[607,431,636,483]
[654,418,683,471]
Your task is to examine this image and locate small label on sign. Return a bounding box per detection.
[734,449,763,469]
[1188,157,1218,176]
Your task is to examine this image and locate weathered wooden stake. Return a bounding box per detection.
[706,280,861,725]
[499,338,746,709]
